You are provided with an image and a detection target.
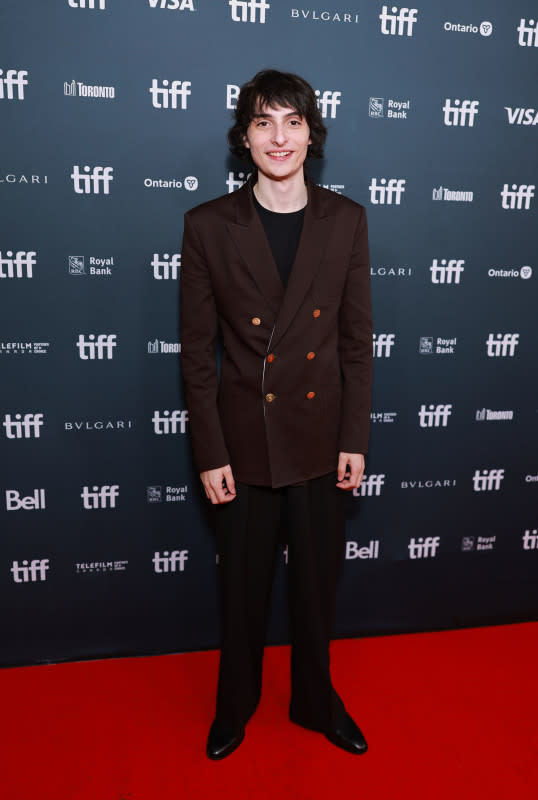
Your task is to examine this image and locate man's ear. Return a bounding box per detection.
[243,134,250,149]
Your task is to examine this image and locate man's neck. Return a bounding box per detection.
[253,170,308,213]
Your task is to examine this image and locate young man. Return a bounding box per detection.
[180,70,373,759]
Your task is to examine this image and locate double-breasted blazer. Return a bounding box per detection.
[179,176,373,488]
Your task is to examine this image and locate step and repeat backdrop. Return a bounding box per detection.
[1,0,537,667]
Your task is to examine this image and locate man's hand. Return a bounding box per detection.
[336,452,365,490]
[200,464,237,504]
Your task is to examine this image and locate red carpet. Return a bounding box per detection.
[3,623,537,799]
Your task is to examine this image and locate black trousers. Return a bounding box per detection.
[212,470,347,734]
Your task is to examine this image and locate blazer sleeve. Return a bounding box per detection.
[337,205,373,454]
[179,212,230,473]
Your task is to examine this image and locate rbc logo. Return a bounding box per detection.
[152,410,189,434]
[11,559,50,583]
[76,334,117,360]
[379,6,418,36]
[81,485,119,509]
[71,165,113,194]
[369,178,405,204]
[149,79,191,109]
[0,69,28,100]
[418,404,452,428]
[153,550,189,573]
[472,469,504,492]
[68,1,106,8]
[430,258,464,284]
[517,18,538,47]
[500,184,535,210]
[315,90,341,119]
[352,474,385,497]
[0,251,36,279]
[373,333,395,357]
[152,253,181,279]
[3,413,44,439]
[408,537,440,558]
[443,99,479,127]
[485,333,519,357]
[229,0,270,23]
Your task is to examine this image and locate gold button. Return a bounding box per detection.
[267,353,275,363]
[265,393,275,402]
[306,391,316,399]
[313,309,321,318]
[306,351,316,360]
[251,316,261,326]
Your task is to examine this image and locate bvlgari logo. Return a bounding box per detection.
[290,8,359,23]
[64,419,133,432]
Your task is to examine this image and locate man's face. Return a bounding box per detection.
[243,102,312,181]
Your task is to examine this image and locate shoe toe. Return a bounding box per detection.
[206,721,245,760]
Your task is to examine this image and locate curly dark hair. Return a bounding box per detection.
[228,69,327,162]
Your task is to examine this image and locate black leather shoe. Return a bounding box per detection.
[206,720,245,760]
[326,712,368,755]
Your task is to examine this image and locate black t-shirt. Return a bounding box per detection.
[253,192,305,289]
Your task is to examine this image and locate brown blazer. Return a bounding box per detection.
[179,176,373,488]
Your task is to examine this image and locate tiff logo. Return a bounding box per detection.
[11,559,50,583]
[81,485,119,509]
[229,0,269,23]
[379,6,418,36]
[408,537,440,558]
[6,489,46,511]
[71,165,113,194]
[418,404,452,428]
[315,90,341,119]
[485,333,519,357]
[522,529,538,550]
[76,334,117,360]
[373,333,395,357]
[3,413,44,439]
[472,469,504,492]
[369,178,405,204]
[149,79,191,109]
[430,258,464,284]
[500,184,535,210]
[517,18,538,47]
[353,474,385,497]
[0,251,36,279]
[153,253,181,279]
[443,99,479,127]
[0,69,28,100]
[226,171,251,193]
[68,1,106,8]
[152,410,189,434]
[153,550,189,572]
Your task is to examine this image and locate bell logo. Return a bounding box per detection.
[0,69,28,100]
[346,540,380,559]
[229,0,270,24]
[3,413,44,439]
[71,165,113,195]
[373,333,395,357]
[149,79,191,109]
[430,258,464,284]
[408,537,440,558]
[315,90,341,119]
[500,184,535,210]
[76,334,117,360]
[443,99,479,127]
[6,489,46,511]
[11,559,50,583]
[517,18,538,47]
[485,333,519,357]
[472,469,504,492]
[418,404,452,428]
[81,485,119,509]
[0,251,36,279]
[153,550,189,573]
[369,178,405,204]
[152,253,181,279]
[379,6,418,36]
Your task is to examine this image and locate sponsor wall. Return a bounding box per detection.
[1,0,537,667]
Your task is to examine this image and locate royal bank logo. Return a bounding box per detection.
[64,80,115,99]
[67,0,106,9]
[76,560,128,574]
[488,265,532,280]
[418,404,452,428]
[226,170,251,193]
[522,529,538,550]
[0,342,50,355]
[369,178,405,204]
[373,333,395,357]
[345,540,380,559]
[153,550,189,573]
[229,0,269,24]
[0,69,28,100]
[11,559,50,583]
[463,535,496,551]
[432,186,473,202]
[505,107,538,126]
[371,411,397,423]
[443,99,479,127]
[149,79,191,109]
[476,408,514,422]
[368,97,410,119]
[71,165,113,194]
[500,184,535,210]
[419,336,457,355]
[147,486,162,503]
[147,339,181,354]
[408,537,440,558]
[472,469,504,492]
[371,265,412,278]
[485,333,519,357]
[352,474,385,497]
[3,413,44,439]
[152,253,181,279]
[430,258,465,284]
[290,9,359,23]
[517,18,538,47]
[152,410,189,434]
[315,90,341,118]
[443,20,493,36]
[76,334,117,360]
[144,176,198,190]
[81,485,119,509]
[0,251,36,279]
[379,6,418,36]
[0,173,48,186]
[148,0,195,9]
[6,489,46,511]
[68,255,114,276]
[147,484,188,502]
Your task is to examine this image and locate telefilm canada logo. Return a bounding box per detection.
[0,341,50,355]
[68,255,115,276]
[370,411,397,423]
[76,561,128,574]
[64,80,115,99]
[368,97,410,119]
